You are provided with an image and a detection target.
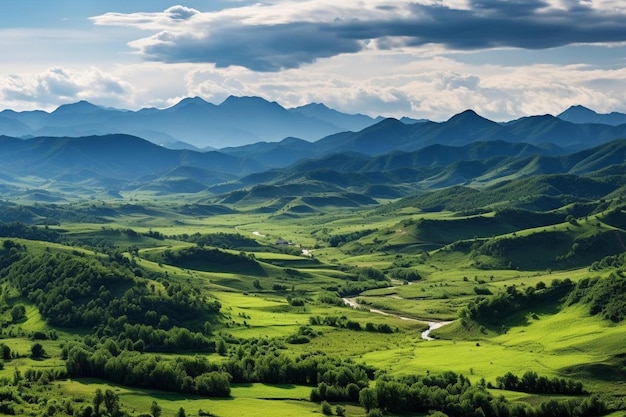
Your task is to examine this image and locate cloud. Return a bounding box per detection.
[173,46,626,121]
[0,67,132,109]
[131,23,363,71]
[91,1,626,71]
[165,5,199,21]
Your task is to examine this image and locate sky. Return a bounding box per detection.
[1,0,626,121]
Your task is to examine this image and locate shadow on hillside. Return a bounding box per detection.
[562,356,626,382]
[483,299,563,332]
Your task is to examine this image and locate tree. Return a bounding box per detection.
[194,371,231,397]
[30,342,46,358]
[93,389,104,417]
[0,343,11,360]
[150,401,162,417]
[217,338,227,356]
[80,405,94,417]
[10,304,26,323]
[103,389,120,416]
[366,409,384,417]
[359,387,378,412]
[321,400,333,415]
[176,407,187,417]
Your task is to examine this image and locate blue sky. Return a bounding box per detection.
[1,0,626,121]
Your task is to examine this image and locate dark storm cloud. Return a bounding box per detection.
[141,22,362,72]
[337,1,626,50]
[127,0,626,71]
[390,0,626,50]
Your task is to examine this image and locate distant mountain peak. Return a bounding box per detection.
[558,105,597,118]
[366,117,404,129]
[296,102,331,111]
[570,104,593,111]
[172,96,212,109]
[218,95,286,116]
[53,100,103,115]
[448,109,479,119]
[221,95,273,106]
[446,109,494,126]
[558,105,626,126]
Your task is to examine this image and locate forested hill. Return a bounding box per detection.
[0,133,261,181]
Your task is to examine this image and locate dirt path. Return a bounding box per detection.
[343,297,452,341]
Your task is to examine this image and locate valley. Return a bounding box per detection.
[0,191,625,416]
[0,101,625,417]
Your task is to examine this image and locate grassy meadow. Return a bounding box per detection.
[0,196,625,416]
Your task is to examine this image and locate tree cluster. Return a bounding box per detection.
[388,267,422,282]
[0,250,220,331]
[174,232,260,250]
[567,273,626,322]
[352,372,604,417]
[66,346,230,397]
[309,315,394,334]
[495,371,584,395]
[0,222,60,243]
[65,338,375,398]
[461,279,574,323]
[324,229,377,248]
[147,246,261,274]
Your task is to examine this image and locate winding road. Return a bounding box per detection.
[343,297,452,341]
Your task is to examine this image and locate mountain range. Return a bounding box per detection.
[1,98,625,207]
[0,131,625,205]
[0,96,380,148]
[1,97,624,150]
[218,109,626,168]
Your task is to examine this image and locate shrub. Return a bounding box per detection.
[321,401,333,415]
[31,343,46,358]
[366,409,384,417]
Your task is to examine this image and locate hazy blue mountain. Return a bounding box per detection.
[558,105,626,126]
[399,116,429,124]
[52,100,109,116]
[253,140,562,188]
[219,137,317,167]
[221,108,619,169]
[374,116,429,124]
[0,108,47,127]
[312,110,626,156]
[3,100,626,152]
[0,115,32,137]
[214,138,626,202]
[311,111,506,156]
[2,128,626,203]
[0,134,264,186]
[289,103,376,131]
[0,96,373,148]
[159,140,204,151]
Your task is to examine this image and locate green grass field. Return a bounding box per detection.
[0,197,625,416]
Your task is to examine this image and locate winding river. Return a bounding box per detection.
[342,297,452,341]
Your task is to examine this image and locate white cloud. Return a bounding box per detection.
[0,67,133,110]
[2,51,625,122]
